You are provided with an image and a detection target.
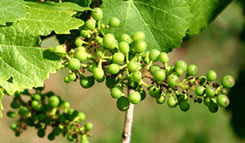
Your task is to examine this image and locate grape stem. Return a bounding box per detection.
[122,88,135,143]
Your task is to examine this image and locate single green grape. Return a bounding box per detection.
[119,42,130,55]
[7,111,17,118]
[208,102,218,113]
[167,74,179,87]
[109,17,120,27]
[37,129,45,138]
[128,62,139,72]
[216,94,230,108]
[179,101,190,112]
[10,123,18,130]
[117,96,130,111]
[85,19,96,30]
[33,93,41,101]
[195,86,205,96]
[60,101,70,109]
[68,58,81,71]
[175,68,184,76]
[131,71,142,82]
[87,60,97,73]
[149,49,160,61]
[204,97,211,106]
[174,60,187,72]
[64,75,71,83]
[18,106,28,116]
[132,32,145,42]
[159,52,169,63]
[80,30,91,38]
[156,96,165,104]
[135,41,147,53]
[153,69,166,81]
[139,89,146,101]
[85,122,93,131]
[128,91,141,104]
[80,76,95,88]
[111,87,123,99]
[75,51,88,62]
[31,100,39,109]
[106,77,118,88]
[112,52,125,64]
[68,72,76,81]
[108,64,120,75]
[48,96,60,107]
[148,86,161,98]
[205,86,215,97]
[54,45,66,55]
[207,70,217,81]
[48,133,55,141]
[75,38,84,47]
[221,75,235,88]
[77,112,86,122]
[93,67,104,81]
[167,96,178,108]
[187,64,198,76]
[92,8,103,20]
[67,134,73,141]
[103,33,117,50]
[120,34,132,44]
[150,65,161,74]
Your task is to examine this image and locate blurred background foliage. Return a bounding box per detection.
[0,1,245,143]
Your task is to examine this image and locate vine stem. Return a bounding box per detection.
[122,88,135,143]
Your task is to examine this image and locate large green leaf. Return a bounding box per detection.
[0,1,90,94]
[186,0,233,38]
[101,0,192,52]
[0,0,26,26]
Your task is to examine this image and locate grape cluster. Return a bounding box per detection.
[50,8,235,113]
[7,87,92,143]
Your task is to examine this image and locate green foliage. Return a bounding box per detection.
[0,0,26,26]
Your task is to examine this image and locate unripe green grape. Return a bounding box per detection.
[84,122,93,131]
[159,52,169,63]
[128,91,141,104]
[195,86,205,96]
[31,100,39,109]
[106,77,118,88]
[221,89,228,95]
[77,46,86,52]
[80,76,95,88]
[204,97,211,106]
[87,60,97,73]
[221,75,235,88]
[19,106,28,116]
[179,101,190,112]
[207,70,217,81]
[33,93,41,101]
[187,64,198,76]
[7,111,17,118]
[120,34,132,44]
[93,67,104,81]
[103,33,117,50]
[156,96,165,104]
[64,75,71,83]
[48,96,60,107]
[60,101,70,109]
[205,86,215,97]
[167,96,178,108]
[48,133,55,141]
[108,64,120,75]
[128,61,139,72]
[112,52,125,64]
[148,86,161,98]
[80,30,91,38]
[175,68,184,76]
[67,134,73,141]
[150,65,161,74]
[117,96,130,111]
[68,58,81,71]
[139,89,146,101]
[153,69,166,81]
[149,49,160,61]
[131,71,142,82]
[77,112,86,122]
[135,41,147,53]
[199,75,207,85]
[85,19,96,30]
[54,45,66,55]
[129,80,138,89]
[10,123,18,130]
[75,38,84,47]
[174,60,187,72]
[208,102,218,113]
[111,87,123,99]
[15,131,21,137]
[132,32,145,42]
[37,129,45,138]
[167,74,179,87]
[95,36,103,46]
[109,17,120,27]
[81,135,89,143]
[216,94,230,108]
[92,8,103,20]
[75,51,88,62]
[119,42,130,55]
[68,72,76,81]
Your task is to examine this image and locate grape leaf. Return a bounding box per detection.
[185,0,232,38]
[62,0,92,7]
[101,0,192,52]
[0,0,26,26]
